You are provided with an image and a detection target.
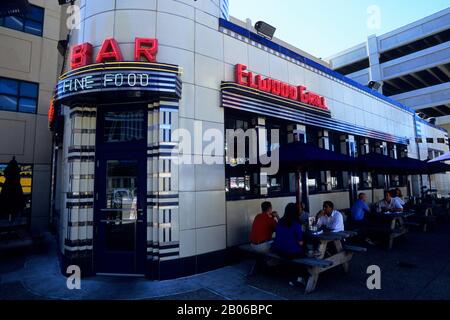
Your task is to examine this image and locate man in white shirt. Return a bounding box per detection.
[316,201,345,232]
[377,191,403,213]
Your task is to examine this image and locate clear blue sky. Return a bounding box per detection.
[229,0,449,59]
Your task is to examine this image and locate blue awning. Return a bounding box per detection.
[274,142,357,171]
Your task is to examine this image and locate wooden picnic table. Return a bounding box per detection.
[302,230,364,293]
[239,229,366,294]
[364,212,411,249]
[383,211,416,219]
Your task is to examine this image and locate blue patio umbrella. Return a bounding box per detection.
[428,151,450,163]
[356,153,405,174]
[263,142,357,205]
[275,142,357,171]
[355,153,409,202]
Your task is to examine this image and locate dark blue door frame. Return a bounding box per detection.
[94,105,148,275]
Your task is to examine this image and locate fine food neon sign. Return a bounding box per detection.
[235,64,327,110]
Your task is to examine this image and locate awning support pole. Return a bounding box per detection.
[295,170,301,206]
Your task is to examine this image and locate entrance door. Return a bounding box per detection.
[94,107,147,275]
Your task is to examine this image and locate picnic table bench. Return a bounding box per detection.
[414,208,436,232]
[364,213,412,250]
[240,230,366,294]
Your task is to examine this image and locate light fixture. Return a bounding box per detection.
[368,81,381,90]
[58,0,74,5]
[254,21,276,40]
[57,39,68,56]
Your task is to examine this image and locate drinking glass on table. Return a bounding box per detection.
[308,216,317,232]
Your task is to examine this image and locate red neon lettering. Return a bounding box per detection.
[280,83,290,98]
[256,75,267,91]
[272,80,281,95]
[247,72,258,89]
[96,38,123,63]
[298,86,308,104]
[70,43,93,69]
[265,79,272,92]
[308,94,317,106]
[289,85,298,100]
[134,38,158,62]
[236,64,248,85]
[234,64,327,110]
[320,97,327,109]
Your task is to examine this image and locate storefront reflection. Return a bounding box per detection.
[105,160,138,251]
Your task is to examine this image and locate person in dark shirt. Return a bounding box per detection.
[273,203,309,287]
[351,193,370,222]
[350,193,376,245]
[273,203,304,258]
[250,201,279,253]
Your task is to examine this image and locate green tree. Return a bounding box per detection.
[0,157,26,221]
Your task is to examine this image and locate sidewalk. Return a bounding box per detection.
[0,233,283,300]
[1,224,450,300]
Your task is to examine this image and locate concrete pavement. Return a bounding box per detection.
[1,224,450,300]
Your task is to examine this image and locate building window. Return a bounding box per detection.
[397,144,408,158]
[358,172,372,190]
[225,116,254,165]
[225,165,260,200]
[357,137,370,156]
[0,163,33,225]
[308,170,327,194]
[387,143,397,158]
[0,77,39,114]
[437,138,446,144]
[389,175,407,188]
[371,140,387,155]
[0,4,44,36]
[267,172,296,197]
[374,174,387,189]
[103,111,145,143]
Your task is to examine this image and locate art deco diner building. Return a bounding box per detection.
[47,0,450,279]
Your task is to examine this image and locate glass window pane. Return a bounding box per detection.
[24,20,42,36]
[20,82,38,98]
[18,98,37,113]
[26,6,44,23]
[0,78,18,95]
[0,95,17,111]
[4,16,24,31]
[104,111,145,143]
[105,160,138,252]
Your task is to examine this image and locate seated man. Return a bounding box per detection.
[377,191,403,213]
[250,201,279,253]
[316,201,345,232]
[351,193,371,222]
[350,193,376,245]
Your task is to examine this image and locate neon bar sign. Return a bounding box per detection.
[71,37,158,69]
[235,64,327,110]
